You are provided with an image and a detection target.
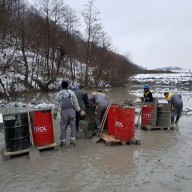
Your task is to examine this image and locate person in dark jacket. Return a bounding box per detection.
[73,85,89,132]
[164,92,183,124]
[143,85,153,102]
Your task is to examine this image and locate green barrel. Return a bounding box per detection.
[156,103,171,127]
[84,106,97,138]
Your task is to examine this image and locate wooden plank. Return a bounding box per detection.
[98,102,112,135]
[2,148,30,160]
[101,134,113,142]
[101,133,115,141]
[100,133,141,146]
[102,133,117,141]
[36,143,58,151]
[142,125,176,131]
[100,133,117,145]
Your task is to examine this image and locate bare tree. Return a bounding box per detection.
[92,31,112,86]
[33,0,66,90]
[82,0,102,87]
[62,5,80,84]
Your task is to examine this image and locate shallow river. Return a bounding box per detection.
[0,87,192,192]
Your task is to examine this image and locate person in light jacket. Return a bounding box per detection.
[164,92,183,124]
[52,81,85,147]
[89,91,109,129]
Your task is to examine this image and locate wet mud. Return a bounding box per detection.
[0,87,192,192]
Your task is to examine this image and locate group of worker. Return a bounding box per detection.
[143,85,183,125]
[52,81,183,147]
[52,81,109,147]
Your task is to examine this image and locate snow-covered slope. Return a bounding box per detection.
[129,70,192,88]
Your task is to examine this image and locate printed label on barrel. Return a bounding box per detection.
[115,121,123,127]
[143,113,151,118]
[34,126,48,133]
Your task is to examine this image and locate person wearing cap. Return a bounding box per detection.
[143,85,153,102]
[164,92,183,124]
[89,91,109,129]
[52,81,85,147]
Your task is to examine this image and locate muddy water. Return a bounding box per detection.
[0,87,192,192]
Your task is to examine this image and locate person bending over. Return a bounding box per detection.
[164,92,183,124]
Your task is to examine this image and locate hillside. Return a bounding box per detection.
[129,70,192,91]
[0,0,143,98]
[156,67,183,71]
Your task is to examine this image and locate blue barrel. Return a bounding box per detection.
[3,112,30,152]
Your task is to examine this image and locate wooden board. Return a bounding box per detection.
[2,148,30,160]
[36,143,58,151]
[142,125,176,131]
[100,133,141,146]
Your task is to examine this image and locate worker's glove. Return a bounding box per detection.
[53,112,57,120]
[79,110,85,116]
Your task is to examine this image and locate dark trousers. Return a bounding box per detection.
[76,112,85,132]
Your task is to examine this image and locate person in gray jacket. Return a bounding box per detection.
[164,92,183,124]
[90,91,109,129]
[53,81,85,147]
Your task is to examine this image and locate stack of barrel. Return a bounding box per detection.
[3,109,55,155]
[107,104,135,141]
[141,102,171,128]
[156,103,171,127]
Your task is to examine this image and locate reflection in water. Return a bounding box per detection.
[10,87,135,105]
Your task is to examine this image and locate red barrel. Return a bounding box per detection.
[141,103,157,127]
[115,107,135,141]
[30,110,54,147]
[107,104,118,136]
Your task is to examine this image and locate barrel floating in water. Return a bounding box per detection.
[141,102,157,127]
[3,112,30,152]
[107,104,119,136]
[30,110,54,147]
[114,106,135,141]
[156,103,171,127]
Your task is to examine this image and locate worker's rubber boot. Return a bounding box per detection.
[59,141,66,147]
[70,141,76,147]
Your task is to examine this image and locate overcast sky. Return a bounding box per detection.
[29,0,192,70]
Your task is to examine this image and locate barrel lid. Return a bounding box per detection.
[3,112,28,117]
[30,109,52,113]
